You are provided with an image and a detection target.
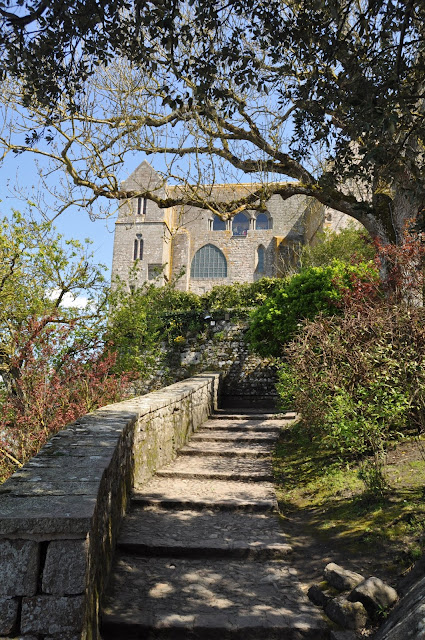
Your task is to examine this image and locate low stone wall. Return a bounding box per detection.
[135,317,279,408]
[178,320,278,408]
[373,557,425,640]
[0,373,220,640]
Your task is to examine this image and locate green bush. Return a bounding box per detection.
[107,276,282,375]
[279,303,425,492]
[301,226,376,268]
[248,261,377,356]
[200,278,282,311]
[107,279,202,374]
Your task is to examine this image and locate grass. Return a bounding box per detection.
[273,423,425,575]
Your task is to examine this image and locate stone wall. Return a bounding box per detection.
[0,373,220,640]
[134,317,278,408]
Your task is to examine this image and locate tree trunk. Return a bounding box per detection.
[359,186,425,305]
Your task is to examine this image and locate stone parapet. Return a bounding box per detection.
[0,373,220,640]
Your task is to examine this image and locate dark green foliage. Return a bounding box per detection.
[3,1,425,252]
[247,261,377,357]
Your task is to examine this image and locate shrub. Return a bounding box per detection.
[107,279,202,374]
[301,226,376,268]
[200,278,282,311]
[0,321,131,482]
[280,302,425,492]
[248,261,378,356]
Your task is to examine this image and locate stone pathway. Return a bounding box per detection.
[101,410,330,639]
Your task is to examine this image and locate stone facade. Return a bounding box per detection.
[0,373,220,640]
[112,161,326,292]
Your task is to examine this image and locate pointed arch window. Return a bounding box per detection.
[212,215,226,230]
[232,212,250,236]
[191,244,227,278]
[256,213,271,230]
[133,236,144,261]
[256,245,265,273]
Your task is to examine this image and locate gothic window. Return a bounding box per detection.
[191,244,227,278]
[255,213,271,230]
[212,215,226,231]
[232,212,250,236]
[256,245,265,273]
[133,237,143,260]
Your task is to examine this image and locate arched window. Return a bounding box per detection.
[232,212,250,236]
[191,244,227,278]
[256,213,271,230]
[212,215,226,231]
[133,237,143,260]
[256,245,265,273]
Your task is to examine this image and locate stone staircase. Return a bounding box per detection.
[101,410,330,639]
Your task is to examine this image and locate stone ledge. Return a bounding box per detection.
[0,372,220,639]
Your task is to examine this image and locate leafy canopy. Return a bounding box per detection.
[1,1,425,245]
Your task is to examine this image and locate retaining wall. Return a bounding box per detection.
[0,373,220,640]
[134,317,279,408]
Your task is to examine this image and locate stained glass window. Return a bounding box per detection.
[191,244,227,278]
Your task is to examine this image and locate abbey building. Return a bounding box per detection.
[111,160,343,293]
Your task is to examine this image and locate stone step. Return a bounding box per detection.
[156,455,273,482]
[117,507,292,559]
[101,557,329,640]
[200,420,282,432]
[212,411,297,421]
[180,441,272,457]
[132,478,277,512]
[191,430,278,444]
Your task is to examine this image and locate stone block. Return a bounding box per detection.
[0,597,19,634]
[0,540,39,596]
[324,563,365,591]
[21,595,84,635]
[45,635,82,640]
[330,631,357,640]
[1,636,38,640]
[42,539,88,595]
[375,601,425,640]
[308,584,331,607]
[349,576,398,616]
[325,596,369,630]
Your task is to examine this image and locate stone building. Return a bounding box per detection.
[112,160,329,293]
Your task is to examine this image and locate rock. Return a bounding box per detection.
[349,576,398,616]
[0,540,39,596]
[21,595,84,635]
[325,596,369,629]
[330,631,358,640]
[324,563,365,591]
[0,597,19,634]
[42,540,87,595]
[308,584,331,607]
[374,601,425,640]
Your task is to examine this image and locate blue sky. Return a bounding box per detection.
[0,151,149,279]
